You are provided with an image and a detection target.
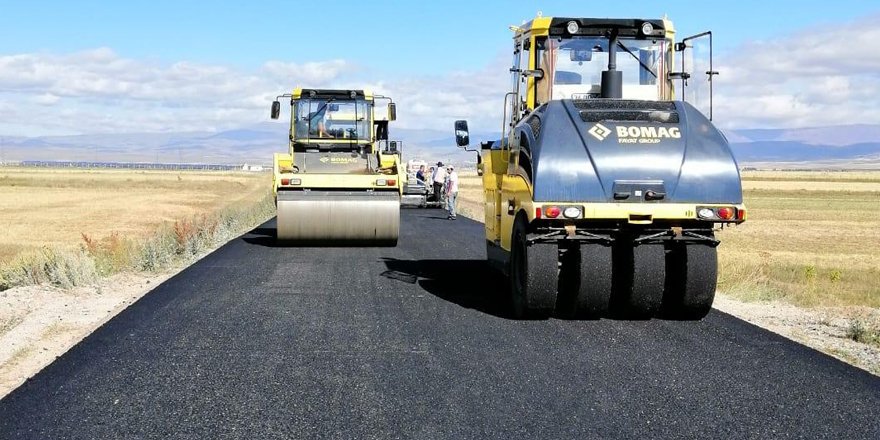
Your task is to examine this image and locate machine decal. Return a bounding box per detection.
[587,123,612,141]
[615,125,681,144]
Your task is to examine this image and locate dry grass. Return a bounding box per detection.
[0,314,25,337]
[457,171,880,309]
[0,167,273,290]
[0,168,268,262]
[717,177,880,308]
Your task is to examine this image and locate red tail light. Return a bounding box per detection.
[737,208,747,221]
[535,207,542,219]
[281,178,290,185]
[387,179,396,186]
[545,206,561,218]
[717,207,734,220]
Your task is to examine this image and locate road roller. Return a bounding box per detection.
[270,88,404,246]
[454,16,746,319]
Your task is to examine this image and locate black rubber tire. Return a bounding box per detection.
[611,236,665,319]
[661,234,718,320]
[557,243,612,319]
[509,217,558,319]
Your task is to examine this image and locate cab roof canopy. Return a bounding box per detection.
[520,17,668,39]
[293,89,370,100]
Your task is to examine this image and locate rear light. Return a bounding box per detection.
[387,179,396,186]
[563,207,582,219]
[717,207,734,220]
[280,178,301,185]
[281,178,289,185]
[376,179,387,186]
[737,209,747,221]
[696,206,739,221]
[537,205,582,219]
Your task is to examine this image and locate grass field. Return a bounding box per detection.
[457,170,880,309]
[0,167,273,289]
[0,168,269,263]
[719,171,880,308]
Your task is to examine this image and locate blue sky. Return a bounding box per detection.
[0,1,879,136]
[2,1,877,73]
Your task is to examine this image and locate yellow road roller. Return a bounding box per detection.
[454,16,746,319]
[270,88,404,246]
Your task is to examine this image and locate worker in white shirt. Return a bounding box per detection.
[432,161,447,203]
[445,165,459,220]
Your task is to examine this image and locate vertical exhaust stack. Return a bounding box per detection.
[600,30,623,99]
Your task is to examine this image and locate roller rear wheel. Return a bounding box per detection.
[509,218,558,319]
[557,243,613,319]
[662,233,718,320]
[611,236,665,319]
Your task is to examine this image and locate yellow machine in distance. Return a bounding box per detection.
[455,16,745,319]
[270,88,404,246]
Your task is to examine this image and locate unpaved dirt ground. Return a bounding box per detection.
[0,271,174,398]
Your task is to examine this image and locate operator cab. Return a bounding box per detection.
[535,35,666,102]
[270,88,398,152]
[505,17,715,120]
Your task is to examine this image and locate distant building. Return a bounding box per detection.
[241,164,265,172]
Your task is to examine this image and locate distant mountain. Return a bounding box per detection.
[723,125,880,164]
[1,123,878,169]
[727,124,880,147]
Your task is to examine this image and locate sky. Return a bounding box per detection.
[0,0,879,136]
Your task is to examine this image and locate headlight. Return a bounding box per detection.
[566,21,579,34]
[641,22,654,35]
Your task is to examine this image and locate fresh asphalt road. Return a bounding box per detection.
[1,209,878,439]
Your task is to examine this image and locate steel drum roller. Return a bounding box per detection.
[276,190,399,246]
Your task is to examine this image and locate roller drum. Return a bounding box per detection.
[276,190,400,246]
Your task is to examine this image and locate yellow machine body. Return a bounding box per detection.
[271,88,404,246]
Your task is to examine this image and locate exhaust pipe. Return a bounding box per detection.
[600,29,623,99]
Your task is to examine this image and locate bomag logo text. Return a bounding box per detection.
[615,126,681,144]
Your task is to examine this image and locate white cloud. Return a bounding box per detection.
[0,46,510,136]
[33,93,60,105]
[0,49,355,135]
[2,13,879,137]
[712,13,880,129]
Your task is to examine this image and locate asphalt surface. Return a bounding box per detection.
[1,209,878,439]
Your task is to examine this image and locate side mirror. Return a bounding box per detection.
[454,120,470,148]
[270,101,281,120]
[387,102,397,121]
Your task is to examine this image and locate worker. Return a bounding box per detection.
[416,165,427,185]
[445,165,459,220]
[307,101,331,138]
[432,162,447,203]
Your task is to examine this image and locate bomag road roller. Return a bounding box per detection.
[454,16,745,319]
[270,88,404,246]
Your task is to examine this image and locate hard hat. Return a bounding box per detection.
[437,161,444,166]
